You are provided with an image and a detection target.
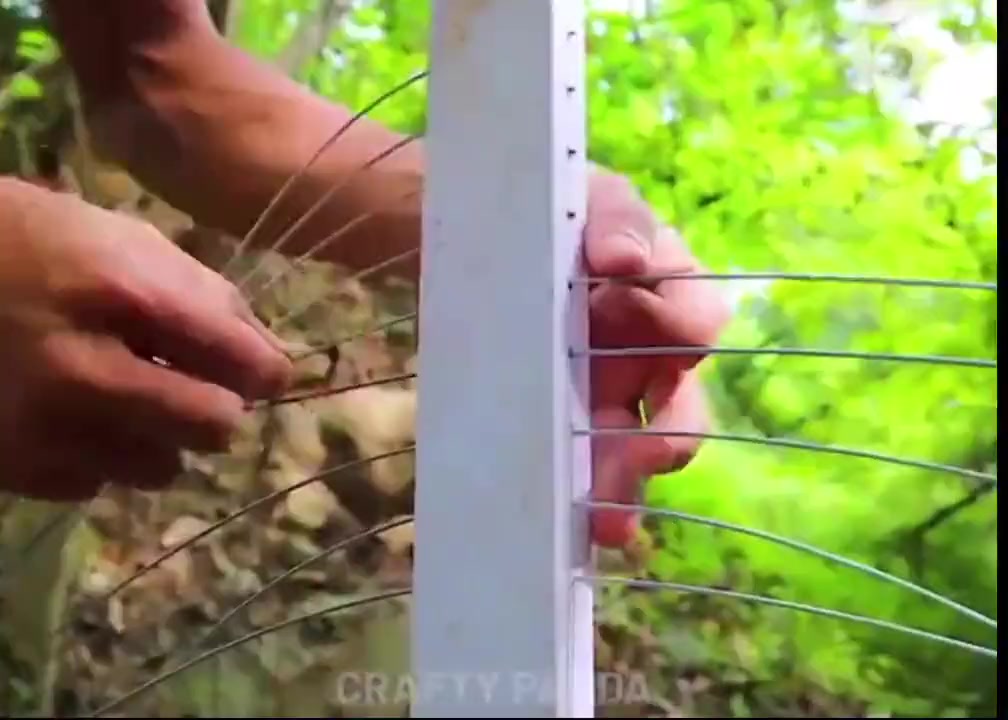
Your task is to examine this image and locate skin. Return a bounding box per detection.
[0,0,731,548]
[0,177,292,501]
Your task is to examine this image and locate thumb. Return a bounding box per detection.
[589,406,643,548]
[585,228,651,278]
[583,172,657,277]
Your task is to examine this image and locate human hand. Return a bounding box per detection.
[0,179,293,502]
[583,169,731,549]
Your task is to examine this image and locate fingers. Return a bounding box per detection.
[637,369,710,477]
[10,467,104,503]
[587,222,729,426]
[122,281,292,402]
[76,219,294,402]
[10,429,183,503]
[583,170,730,550]
[588,227,730,351]
[583,172,657,277]
[43,331,246,454]
[59,426,183,492]
[588,406,644,548]
[588,371,709,548]
[117,273,292,402]
[645,227,731,350]
[14,330,237,503]
[0,194,286,503]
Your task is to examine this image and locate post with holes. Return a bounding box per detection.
[411,0,595,717]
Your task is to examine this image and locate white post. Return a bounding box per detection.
[411,0,594,717]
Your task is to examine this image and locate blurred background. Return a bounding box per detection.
[0,0,997,717]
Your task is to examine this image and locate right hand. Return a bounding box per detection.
[0,178,293,501]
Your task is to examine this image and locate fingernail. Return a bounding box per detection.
[612,229,651,263]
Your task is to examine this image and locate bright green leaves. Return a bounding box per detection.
[14,27,54,64]
[577,0,998,715]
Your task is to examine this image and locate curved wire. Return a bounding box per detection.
[582,500,996,628]
[220,68,429,277]
[85,588,412,718]
[256,372,417,409]
[195,516,413,651]
[85,446,415,607]
[575,346,997,369]
[235,136,421,294]
[269,247,420,333]
[574,428,997,485]
[249,188,421,303]
[290,312,418,362]
[569,272,998,292]
[580,575,997,659]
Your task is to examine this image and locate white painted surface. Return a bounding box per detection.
[411,0,594,716]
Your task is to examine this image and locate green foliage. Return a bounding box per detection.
[0,0,996,716]
[587,1,997,716]
[271,0,995,715]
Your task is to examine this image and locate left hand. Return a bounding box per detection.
[583,169,732,549]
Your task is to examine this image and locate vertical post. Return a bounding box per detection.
[411,0,594,717]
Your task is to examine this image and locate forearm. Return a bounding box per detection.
[44,0,423,281]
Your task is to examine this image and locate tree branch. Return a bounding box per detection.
[907,480,996,539]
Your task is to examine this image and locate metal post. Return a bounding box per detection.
[411,0,594,716]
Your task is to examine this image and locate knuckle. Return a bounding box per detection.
[80,252,161,319]
[40,332,98,390]
[655,224,686,250]
[103,271,159,316]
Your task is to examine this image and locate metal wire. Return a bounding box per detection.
[58,275,991,712]
[220,68,429,277]
[234,135,421,293]
[250,188,421,303]
[569,272,998,292]
[89,446,415,606]
[269,247,420,333]
[579,575,997,659]
[107,515,413,697]
[39,73,432,719]
[574,346,996,369]
[256,372,417,409]
[7,41,994,720]
[84,588,412,718]
[195,516,413,652]
[574,428,997,485]
[291,311,418,362]
[582,501,996,628]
